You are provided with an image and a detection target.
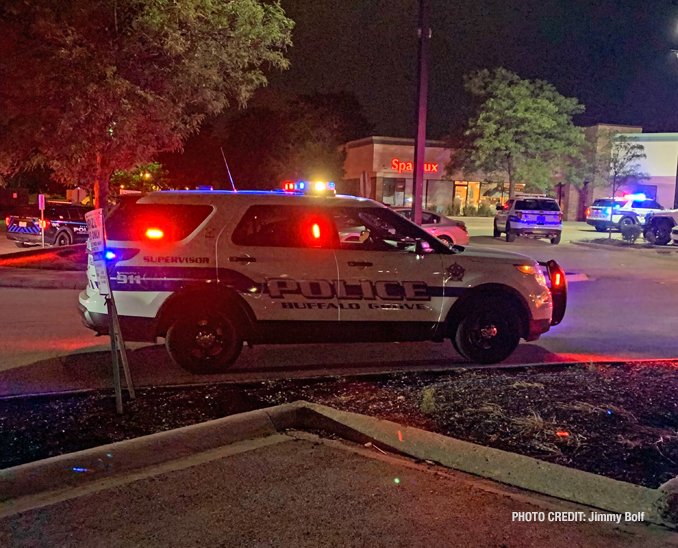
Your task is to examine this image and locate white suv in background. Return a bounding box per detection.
[586,194,663,232]
[494,195,563,244]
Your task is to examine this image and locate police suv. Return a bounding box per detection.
[586,194,663,232]
[78,183,567,373]
[493,195,563,244]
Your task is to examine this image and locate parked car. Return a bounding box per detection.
[79,185,566,371]
[5,202,92,247]
[392,208,469,245]
[494,195,563,244]
[586,194,663,232]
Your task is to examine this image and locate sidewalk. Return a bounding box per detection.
[2,433,675,548]
[2,402,678,548]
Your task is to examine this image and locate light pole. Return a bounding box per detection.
[411,0,431,226]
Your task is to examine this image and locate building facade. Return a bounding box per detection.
[342,136,523,216]
[343,128,678,220]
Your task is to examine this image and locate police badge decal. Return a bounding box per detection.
[446,262,465,282]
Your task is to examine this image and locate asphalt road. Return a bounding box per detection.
[1,220,677,396]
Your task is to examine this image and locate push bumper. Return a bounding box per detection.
[539,260,567,326]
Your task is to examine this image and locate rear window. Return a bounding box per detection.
[592,199,618,207]
[514,199,561,212]
[106,203,213,242]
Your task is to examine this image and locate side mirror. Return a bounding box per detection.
[414,239,431,255]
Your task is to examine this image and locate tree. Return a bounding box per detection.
[110,162,171,194]
[161,92,373,190]
[595,134,649,199]
[452,68,585,198]
[0,0,293,211]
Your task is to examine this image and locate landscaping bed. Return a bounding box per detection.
[576,237,674,250]
[2,361,678,488]
[0,244,87,270]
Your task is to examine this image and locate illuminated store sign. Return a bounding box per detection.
[391,158,439,174]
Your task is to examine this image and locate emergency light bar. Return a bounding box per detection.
[282,181,336,195]
[622,193,646,201]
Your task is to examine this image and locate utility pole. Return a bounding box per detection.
[412,0,431,226]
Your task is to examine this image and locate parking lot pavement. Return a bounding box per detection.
[2,435,674,548]
[0,235,22,256]
[461,217,618,245]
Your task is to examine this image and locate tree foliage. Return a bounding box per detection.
[160,92,373,190]
[594,134,649,198]
[452,68,585,197]
[0,0,293,209]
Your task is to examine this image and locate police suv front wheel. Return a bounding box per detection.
[165,311,243,374]
[454,299,521,364]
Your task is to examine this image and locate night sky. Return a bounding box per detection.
[258,0,678,139]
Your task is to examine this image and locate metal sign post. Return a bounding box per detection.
[38,194,45,248]
[85,209,135,414]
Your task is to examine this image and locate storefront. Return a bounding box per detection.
[342,136,516,215]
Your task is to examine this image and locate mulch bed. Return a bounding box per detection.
[0,244,87,270]
[2,361,678,488]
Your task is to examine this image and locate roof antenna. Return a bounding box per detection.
[220,147,237,191]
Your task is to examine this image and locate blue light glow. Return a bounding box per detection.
[73,467,88,472]
[105,251,116,260]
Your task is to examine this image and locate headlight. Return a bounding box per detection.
[515,264,548,287]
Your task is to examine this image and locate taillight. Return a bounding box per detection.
[457,221,467,232]
[4,217,9,227]
[585,208,590,217]
[40,220,50,229]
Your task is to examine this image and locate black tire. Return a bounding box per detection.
[55,231,71,246]
[493,220,501,237]
[506,229,516,243]
[438,234,453,245]
[454,297,522,364]
[550,232,561,245]
[655,220,673,246]
[594,226,607,233]
[619,216,636,229]
[15,242,30,248]
[165,307,243,374]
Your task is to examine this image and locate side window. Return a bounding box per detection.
[69,208,85,221]
[632,201,645,209]
[231,205,338,249]
[332,207,447,253]
[422,212,439,224]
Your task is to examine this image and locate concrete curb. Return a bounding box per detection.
[0,267,86,289]
[0,407,280,502]
[1,401,675,526]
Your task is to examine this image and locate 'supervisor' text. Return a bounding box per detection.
[267,279,431,301]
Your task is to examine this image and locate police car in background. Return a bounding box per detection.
[494,195,563,244]
[6,203,92,247]
[585,194,663,232]
[78,182,567,373]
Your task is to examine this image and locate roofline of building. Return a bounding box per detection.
[345,136,449,150]
[620,133,678,142]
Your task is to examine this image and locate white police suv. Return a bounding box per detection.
[494,195,563,244]
[78,184,567,373]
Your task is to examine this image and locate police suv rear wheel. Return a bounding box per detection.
[166,310,243,374]
[550,232,561,245]
[493,221,501,237]
[506,229,516,243]
[55,231,71,246]
[454,298,521,364]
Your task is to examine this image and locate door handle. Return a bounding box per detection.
[348,261,373,267]
[229,256,256,263]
